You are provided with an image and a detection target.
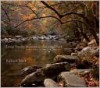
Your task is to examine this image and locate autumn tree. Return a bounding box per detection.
[1,1,99,44]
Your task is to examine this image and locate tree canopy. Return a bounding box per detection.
[1,1,99,44]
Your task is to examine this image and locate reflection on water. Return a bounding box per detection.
[1,40,69,87]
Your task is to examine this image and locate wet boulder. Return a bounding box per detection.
[78,46,92,56]
[44,78,59,87]
[63,48,75,55]
[58,72,87,87]
[20,65,42,76]
[78,46,99,57]
[54,55,79,63]
[21,69,45,87]
[21,62,70,86]
[78,47,93,61]
[78,46,99,66]
[1,38,8,43]
[43,62,71,78]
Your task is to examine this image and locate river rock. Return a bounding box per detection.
[78,46,92,56]
[54,55,79,63]
[21,69,45,87]
[71,53,78,56]
[43,62,71,78]
[78,47,93,61]
[58,72,87,87]
[1,38,8,43]
[75,42,87,51]
[44,78,59,87]
[70,69,92,76]
[21,62,70,86]
[78,46,99,65]
[88,39,97,46]
[20,65,42,76]
[91,48,99,58]
[68,42,77,48]
[64,48,75,55]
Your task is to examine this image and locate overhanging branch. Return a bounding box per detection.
[1,6,10,22]
[1,2,38,17]
[15,16,63,28]
[41,1,62,18]
[62,19,87,26]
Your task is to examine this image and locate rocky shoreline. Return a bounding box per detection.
[19,40,99,87]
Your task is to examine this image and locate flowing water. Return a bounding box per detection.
[1,40,71,87]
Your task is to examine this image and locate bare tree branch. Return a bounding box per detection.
[15,15,63,28]
[1,2,38,17]
[41,1,88,21]
[62,19,87,26]
[41,1,62,18]
[1,6,10,22]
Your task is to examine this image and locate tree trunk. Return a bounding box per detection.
[79,23,90,42]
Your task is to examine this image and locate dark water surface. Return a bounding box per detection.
[1,40,69,87]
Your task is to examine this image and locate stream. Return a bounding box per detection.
[1,39,72,87]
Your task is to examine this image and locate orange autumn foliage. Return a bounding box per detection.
[22,14,34,20]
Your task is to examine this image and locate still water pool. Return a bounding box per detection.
[1,40,70,87]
